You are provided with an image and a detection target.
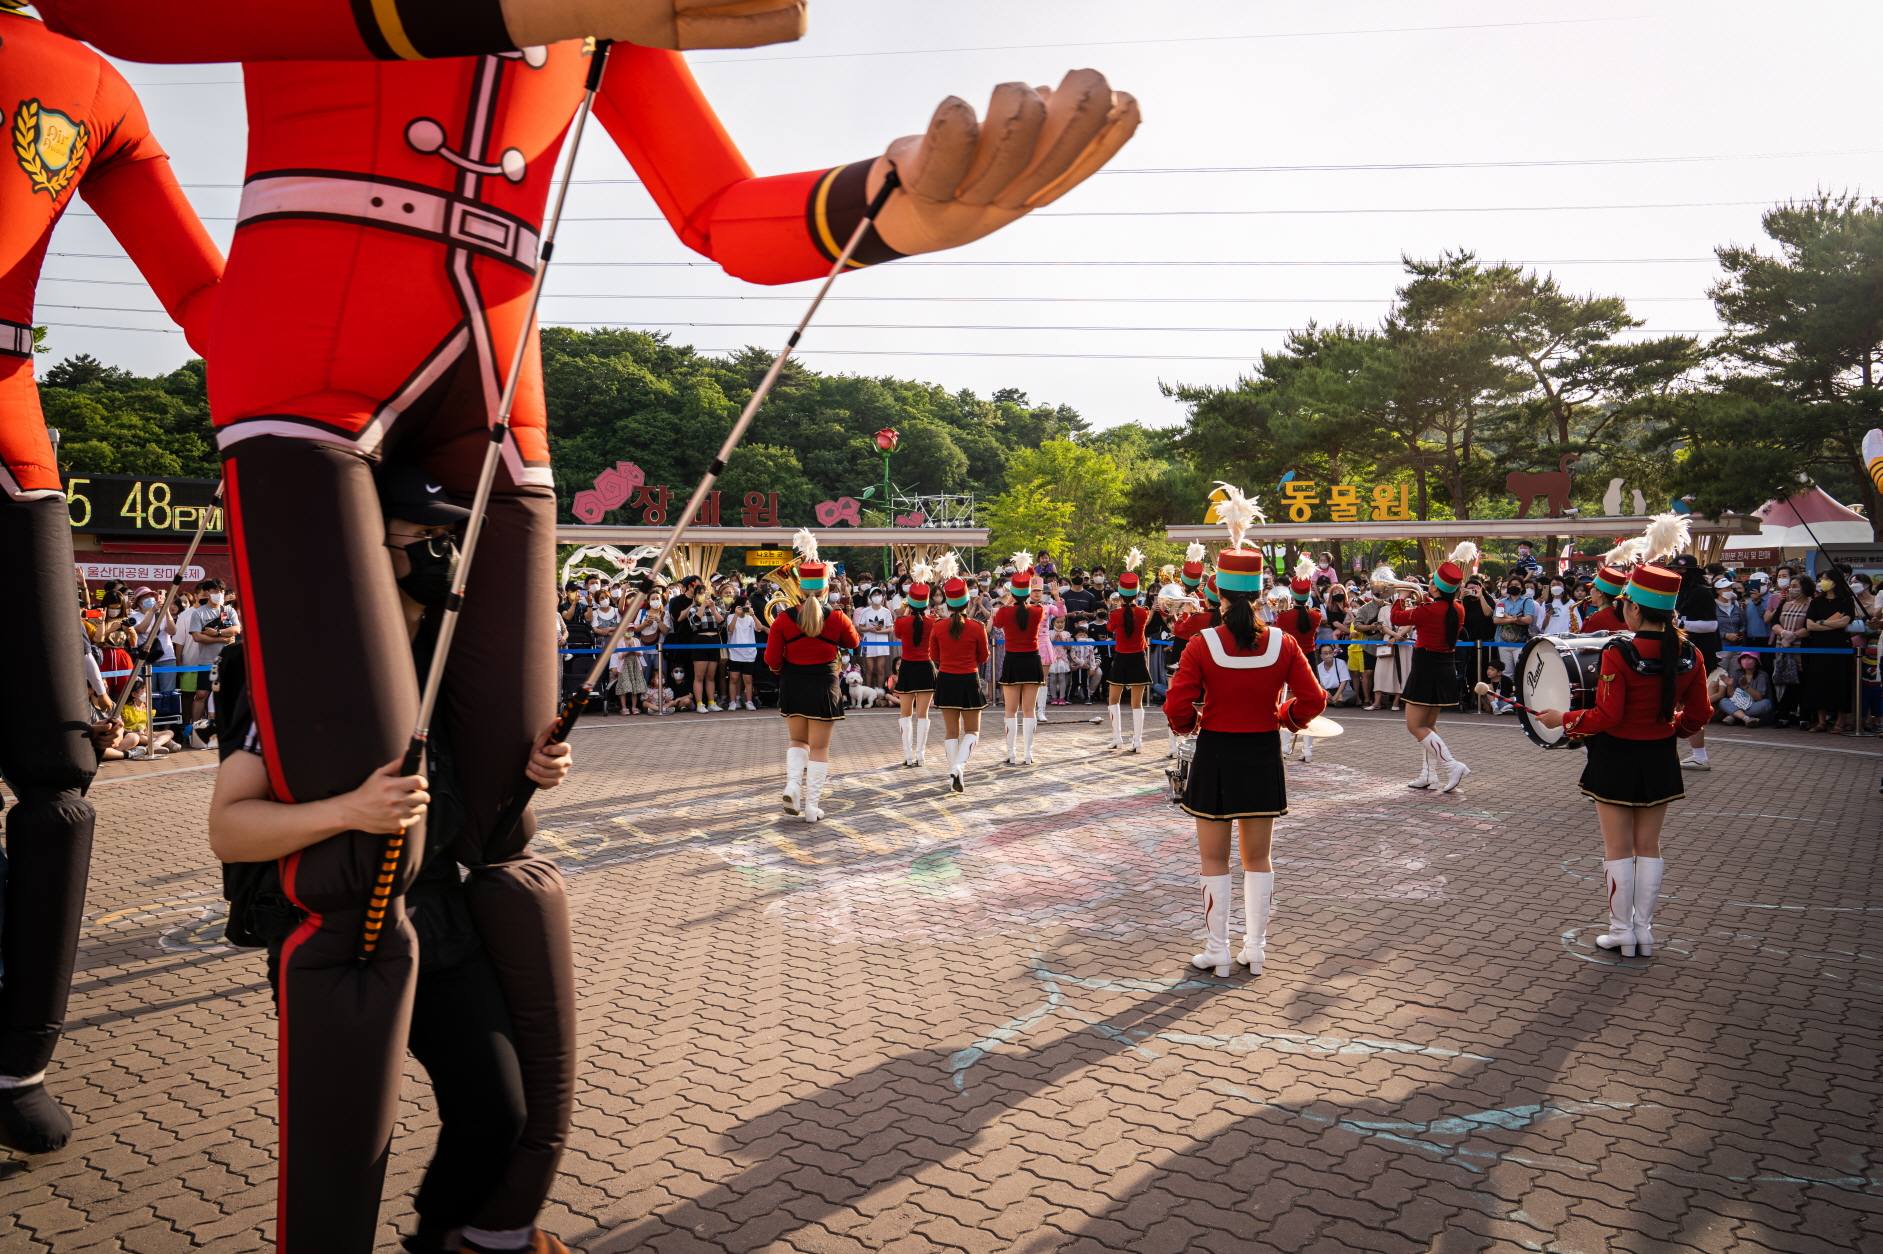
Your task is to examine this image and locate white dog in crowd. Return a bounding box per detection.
[841,663,886,709]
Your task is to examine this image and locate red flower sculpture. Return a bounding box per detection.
[874,427,900,453]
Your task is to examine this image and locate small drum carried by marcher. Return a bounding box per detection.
[1165,732,1198,805]
[1516,634,1618,748]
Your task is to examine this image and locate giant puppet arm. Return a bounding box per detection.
[34,0,803,62]
[592,47,1140,285]
[80,143,223,355]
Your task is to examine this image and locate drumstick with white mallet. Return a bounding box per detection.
[1472,682,1567,727]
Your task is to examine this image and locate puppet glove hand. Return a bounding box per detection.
[500,0,806,51]
[864,69,1139,256]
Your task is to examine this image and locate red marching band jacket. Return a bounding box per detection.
[1561,634,1711,741]
[1163,624,1326,736]
[764,605,860,670]
[1277,605,1320,660]
[1401,597,1464,651]
[932,617,991,674]
[1108,605,1151,653]
[1579,602,1627,633]
[992,603,1043,652]
[1171,609,1217,640]
[894,610,938,662]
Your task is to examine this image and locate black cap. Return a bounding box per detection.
[377,462,470,525]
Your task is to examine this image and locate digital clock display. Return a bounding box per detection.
[63,474,224,537]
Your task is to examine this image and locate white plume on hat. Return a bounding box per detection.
[1643,513,1691,563]
[1010,550,1033,571]
[911,560,934,585]
[1292,552,1314,581]
[792,527,819,563]
[1124,547,1144,573]
[1602,536,1647,567]
[1185,541,1206,564]
[934,551,960,580]
[1447,540,1479,566]
[1210,481,1263,551]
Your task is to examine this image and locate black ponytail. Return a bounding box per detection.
[1437,588,1460,650]
[909,604,926,649]
[1632,603,1686,722]
[1294,603,1312,635]
[1119,601,1140,638]
[949,606,967,640]
[1222,590,1261,652]
[1014,599,1032,635]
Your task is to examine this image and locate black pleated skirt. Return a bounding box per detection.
[999,651,1045,685]
[777,659,844,721]
[896,659,936,693]
[1578,732,1684,807]
[933,670,986,710]
[1180,728,1288,820]
[1109,650,1151,687]
[1401,647,1461,708]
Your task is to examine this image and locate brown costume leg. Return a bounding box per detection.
[224,437,421,1251]
[0,495,99,1153]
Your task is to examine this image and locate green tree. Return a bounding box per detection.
[39,356,216,477]
[983,477,1073,560]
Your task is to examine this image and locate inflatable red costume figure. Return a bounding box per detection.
[39,3,1138,1249]
[0,5,222,1154]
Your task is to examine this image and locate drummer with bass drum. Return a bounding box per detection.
[1534,562,1710,958]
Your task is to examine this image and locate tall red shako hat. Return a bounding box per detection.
[1432,540,1475,595]
[1289,552,1313,602]
[1006,551,1035,599]
[1626,514,1692,610]
[935,551,966,608]
[907,559,935,606]
[792,527,826,594]
[1118,547,1145,600]
[1181,542,1207,588]
[1209,481,1266,593]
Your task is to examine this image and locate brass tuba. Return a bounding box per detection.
[757,558,804,627]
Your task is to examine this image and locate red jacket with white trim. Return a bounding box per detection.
[1561,633,1710,741]
[764,605,860,670]
[1163,625,1326,735]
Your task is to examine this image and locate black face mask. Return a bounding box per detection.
[398,535,459,607]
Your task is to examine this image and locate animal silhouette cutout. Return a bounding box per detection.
[1507,454,1581,519]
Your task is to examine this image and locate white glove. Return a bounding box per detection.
[499,0,806,50]
[865,68,1140,257]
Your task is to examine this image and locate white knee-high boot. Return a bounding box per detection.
[783,746,807,814]
[1166,730,1178,759]
[1634,857,1664,956]
[1407,733,1435,789]
[1238,871,1275,971]
[1298,735,1313,763]
[943,736,959,776]
[1131,707,1145,753]
[1036,685,1049,721]
[802,760,829,823]
[1430,730,1470,792]
[913,717,931,765]
[1107,704,1123,749]
[1004,715,1018,764]
[898,716,913,766]
[952,732,977,792]
[1021,716,1037,764]
[1191,874,1234,976]
[1284,729,1299,759]
[1595,858,1637,955]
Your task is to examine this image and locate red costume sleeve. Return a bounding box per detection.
[1673,652,1712,739]
[78,66,222,353]
[36,0,516,62]
[764,616,796,673]
[1277,636,1327,731]
[1562,648,1628,738]
[1164,643,1204,735]
[592,47,904,286]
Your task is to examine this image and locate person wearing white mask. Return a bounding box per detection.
[130,586,178,695]
[854,587,897,694]
[177,578,240,728]
[1535,579,1580,637]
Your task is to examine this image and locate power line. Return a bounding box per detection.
[47,249,1720,268]
[547,319,1724,334]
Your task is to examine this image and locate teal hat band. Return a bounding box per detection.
[1214,570,1261,592]
[1628,585,1676,610]
[799,577,825,592]
[1432,572,1460,594]
[946,593,969,609]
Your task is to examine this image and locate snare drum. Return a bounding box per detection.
[1165,733,1198,805]
[1516,634,1618,748]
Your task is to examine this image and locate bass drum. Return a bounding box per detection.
[1516,634,1617,748]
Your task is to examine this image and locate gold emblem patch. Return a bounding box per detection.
[12,99,89,198]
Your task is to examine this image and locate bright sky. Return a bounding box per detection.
[33,0,1883,430]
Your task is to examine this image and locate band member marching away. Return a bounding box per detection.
[1165,553,1217,760]
[894,562,939,767]
[1107,549,1154,752]
[1164,490,1325,976]
[1281,554,1322,761]
[767,530,860,822]
[1580,552,1634,634]
[992,555,1045,765]
[1536,560,1709,957]
[932,564,991,792]
[1403,542,1476,792]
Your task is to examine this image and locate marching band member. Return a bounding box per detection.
[1167,572,1219,759]
[894,562,940,767]
[1401,544,1474,792]
[1581,562,1632,633]
[1165,490,1325,976]
[992,556,1045,764]
[1536,560,1709,957]
[932,570,991,791]
[1106,549,1154,752]
[1281,554,1323,760]
[765,530,860,822]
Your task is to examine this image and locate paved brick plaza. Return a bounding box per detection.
[3,707,1880,1253]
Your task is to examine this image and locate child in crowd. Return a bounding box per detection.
[1477,660,1516,714]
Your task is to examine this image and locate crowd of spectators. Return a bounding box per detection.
[78,575,241,758]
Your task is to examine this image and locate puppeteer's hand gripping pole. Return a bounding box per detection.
[108,481,225,724]
[480,169,907,858]
[357,41,616,965]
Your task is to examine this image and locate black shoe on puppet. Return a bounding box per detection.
[0,1082,74,1153]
